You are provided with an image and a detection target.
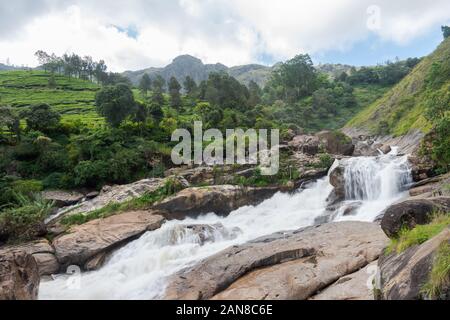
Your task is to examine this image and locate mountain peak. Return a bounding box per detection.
[172,55,203,65]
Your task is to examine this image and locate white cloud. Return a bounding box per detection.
[0,0,449,71]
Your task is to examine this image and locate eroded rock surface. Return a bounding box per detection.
[52,210,164,270]
[163,221,388,300]
[0,249,40,300]
[154,185,280,219]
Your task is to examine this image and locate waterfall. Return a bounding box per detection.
[39,148,411,300]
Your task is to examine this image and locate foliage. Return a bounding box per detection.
[95,84,136,127]
[387,212,450,254]
[0,193,53,243]
[139,73,152,96]
[421,242,450,299]
[21,103,61,132]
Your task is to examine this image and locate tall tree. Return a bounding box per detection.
[95,84,135,128]
[442,25,450,39]
[152,75,166,106]
[247,80,262,107]
[183,76,197,97]
[139,74,152,96]
[21,104,61,133]
[168,77,182,109]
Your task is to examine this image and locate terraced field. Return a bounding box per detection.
[0,70,104,127]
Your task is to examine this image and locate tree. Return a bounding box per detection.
[205,72,249,111]
[95,84,136,127]
[183,76,197,97]
[0,107,21,142]
[152,75,166,106]
[277,54,318,101]
[21,104,61,133]
[247,80,262,107]
[149,103,164,124]
[168,77,182,109]
[442,25,450,39]
[139,74,152,96]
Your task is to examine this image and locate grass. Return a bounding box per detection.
[421,242,450,299]
[387,212,450,254]
[0,70,103,127]
[347,37,450,136]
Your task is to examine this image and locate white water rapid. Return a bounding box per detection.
[39,148,412,300]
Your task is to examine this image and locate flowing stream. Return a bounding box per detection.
[39,148,412,300]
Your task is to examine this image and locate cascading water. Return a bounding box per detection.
[39,147,412,300]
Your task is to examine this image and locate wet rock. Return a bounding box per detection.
[381,197,450,238]
[169,224,242,246]
[163,221,388,300]
[329,163,346,201]
[353,141,380,157]
[42,190,84,208]
[0,249,40,300]
[52,210,165,269]
[153,185,280,219]
[378,227,450,300]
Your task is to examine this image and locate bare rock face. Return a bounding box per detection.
[381,197,450,238]
[378,228,450,300]
[163,221,388,300]
[316,131,354,156]
[5,240,59,276]
[288,135,320,155]
[52,210,165,270]
[153,185,280,219]
[0,249,40,300]
[408,173,450,198]
[408,155,435,182]
[41,190,84,208]
[328,163,346,201]
[309,261,378,300]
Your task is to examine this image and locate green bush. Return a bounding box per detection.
[11,179,43,196]
[422,242,450,299]
[0,194,53,243]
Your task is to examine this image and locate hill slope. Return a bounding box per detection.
[0,70,102,127]
[346,38,450,136]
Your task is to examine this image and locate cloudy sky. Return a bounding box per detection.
[1,0,449,71]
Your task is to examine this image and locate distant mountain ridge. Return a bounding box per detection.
[123,55,361,88]
[123,55,273,87]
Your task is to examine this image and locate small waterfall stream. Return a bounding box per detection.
[39,148,412,300]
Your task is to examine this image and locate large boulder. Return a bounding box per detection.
[408,155,435,182]
[288,135,320,155]
[5,240,59,276]
[316,131,354,156]
[0,249,40,300]
[52,210,164,270]
[378,227,450,300]
[153,185,281,219]
[328,163,346,201]
[381,197,450,238]
[163,221,388,300]
[168,224,242,246]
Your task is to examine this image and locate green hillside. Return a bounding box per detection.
[0,70,103,127]
[346,37,450,136]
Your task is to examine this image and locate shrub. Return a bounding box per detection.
[0,194,53,243]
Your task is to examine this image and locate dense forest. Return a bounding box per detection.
[1,31,449,243]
